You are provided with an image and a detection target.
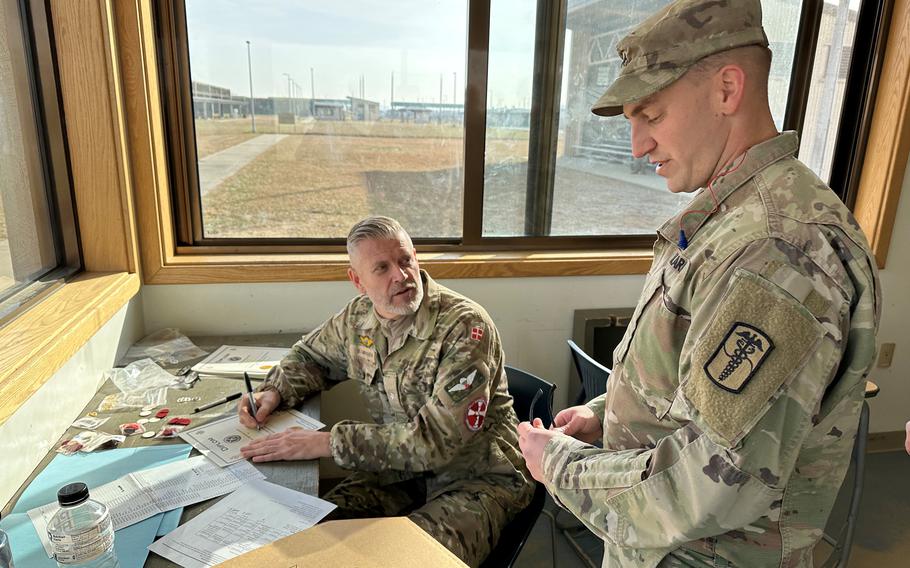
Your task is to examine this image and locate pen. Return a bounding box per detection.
[244,372,260,430]
[191,392,241,414]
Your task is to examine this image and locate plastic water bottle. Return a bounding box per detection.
[0,524,14,568]
[46,483,119,567]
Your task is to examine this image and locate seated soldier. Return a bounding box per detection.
[239,215,533,567]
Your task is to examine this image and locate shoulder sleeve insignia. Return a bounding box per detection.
[704,322,775,393]
[470,326,484,341]
[465,397,488,432]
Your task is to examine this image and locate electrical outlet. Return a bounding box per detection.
[877,342,895,368]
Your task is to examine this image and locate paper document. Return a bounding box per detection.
[190,345,289,379]
[28,456,263,556]
[148,479,335,568]
[179,408,325,467]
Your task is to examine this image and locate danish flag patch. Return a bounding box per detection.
[465,397,488,432]
[470,326,484,341]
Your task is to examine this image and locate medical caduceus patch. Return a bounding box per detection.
[704,322,775,393]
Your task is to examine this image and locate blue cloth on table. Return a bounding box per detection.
[0,444,192,568]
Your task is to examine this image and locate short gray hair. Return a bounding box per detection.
[346,216,411,258]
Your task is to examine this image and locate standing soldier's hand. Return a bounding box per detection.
[517,418,556,483]
[552,405,603,444]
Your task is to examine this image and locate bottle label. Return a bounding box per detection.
[49,523,114,564]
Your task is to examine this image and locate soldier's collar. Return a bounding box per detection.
[413,270,440,340]
[657,131,799,245]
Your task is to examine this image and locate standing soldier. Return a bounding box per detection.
[239,216,533,567]
[517,1,881,566]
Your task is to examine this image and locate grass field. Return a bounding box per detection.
[194,117,680,239]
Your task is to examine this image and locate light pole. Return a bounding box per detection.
[282,73,293,114]
[310,67,315,116]
[246,40,255,133]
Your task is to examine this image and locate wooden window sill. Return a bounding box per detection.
[0,271,140,427]
[143,249,655,284]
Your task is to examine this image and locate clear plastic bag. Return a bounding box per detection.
[119,328,208,366]
[104,358,177,395]
[96,386,168,413]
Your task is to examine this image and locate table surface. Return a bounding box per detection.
[4,332,318,568]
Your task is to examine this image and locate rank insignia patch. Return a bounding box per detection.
[465,397,488,431]
[470,326,484,341]
[359,335,374,348]
[704,322,775,393]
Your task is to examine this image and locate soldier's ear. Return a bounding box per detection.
[716,63,746,115]
[348,267,366,294]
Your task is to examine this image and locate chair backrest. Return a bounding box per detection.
[504,365,556,427]
[480,365,555,568]
[568,339,611,405]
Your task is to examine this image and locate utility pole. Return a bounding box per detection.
[246,40,255,133]
[310,67,315,116]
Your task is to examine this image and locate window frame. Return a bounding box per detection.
[130,0,904,283]
[0,0,82,326]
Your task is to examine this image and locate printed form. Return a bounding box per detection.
[148,479,336,568]
[28,456,263,556]
[179,409,324,467]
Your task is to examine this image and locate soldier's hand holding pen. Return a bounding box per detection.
[237,389,281,429]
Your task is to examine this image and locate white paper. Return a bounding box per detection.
[190,345,289,379]
[29,456,264,556]
[178,409,325,467]
[148,479,336,568]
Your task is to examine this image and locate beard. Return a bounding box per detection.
[380,277,424,316]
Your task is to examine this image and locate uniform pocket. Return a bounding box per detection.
[622,270,691,420]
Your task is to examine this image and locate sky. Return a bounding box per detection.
[185,0,538,108]
[185,0,861,109]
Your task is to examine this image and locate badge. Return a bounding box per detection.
[465,397,488,432]
[447,369,477,394]
[704,322,774,393]
[359,335,374,347]
[470,326,484,341]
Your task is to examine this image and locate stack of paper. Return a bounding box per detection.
[27,456,265,557]
[149,480,336,568]
[190,345,289,379]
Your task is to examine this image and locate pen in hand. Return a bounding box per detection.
[244,372,260,430]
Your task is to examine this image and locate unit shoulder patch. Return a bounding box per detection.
[704,322,775,393]
[465,397,488,432]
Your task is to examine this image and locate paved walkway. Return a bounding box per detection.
[198,134,287,195]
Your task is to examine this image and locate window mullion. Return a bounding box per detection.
[523,0,567,237]
[461,0,491,247]
[783,0,823,135]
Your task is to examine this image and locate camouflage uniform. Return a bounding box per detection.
[541,131,881,567]
[541,1,882,565]
[261,270,534,567]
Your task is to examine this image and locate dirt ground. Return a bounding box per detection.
[196,117,683,239]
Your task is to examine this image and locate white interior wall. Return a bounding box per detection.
[141,161,910,434]
[0,295,144,510]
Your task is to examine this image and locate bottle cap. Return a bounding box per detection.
[57,482,90,506]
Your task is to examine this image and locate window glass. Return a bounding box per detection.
[544,0,801,236]
[185,0,468,239]
[0,1,59,307]
[797,0,860,182]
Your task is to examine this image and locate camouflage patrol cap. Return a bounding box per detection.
[591,0,769,117]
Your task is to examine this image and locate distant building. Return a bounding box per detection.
[390,101,463,123]
[348,97,380,121]
[312,99,347,121]
[192,81,247,118]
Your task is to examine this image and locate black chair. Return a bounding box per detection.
[479,366,557,568]
[568,340,611,405]
[820,392,873,568]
